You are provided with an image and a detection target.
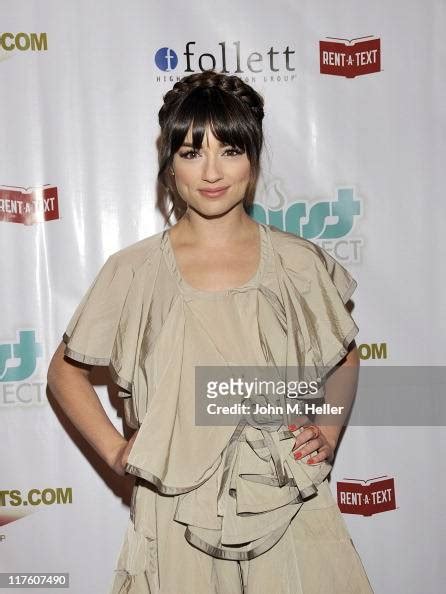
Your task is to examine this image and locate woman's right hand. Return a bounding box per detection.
[108,430,139,476]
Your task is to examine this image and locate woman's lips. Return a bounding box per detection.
[198,186,229,197]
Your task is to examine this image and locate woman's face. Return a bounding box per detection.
[171,125,251,216]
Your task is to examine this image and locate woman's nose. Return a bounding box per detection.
[201,156,223,182]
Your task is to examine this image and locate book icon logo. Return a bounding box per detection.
[0,185,59,225]
[319,36,381,78]
[337,476,396,516]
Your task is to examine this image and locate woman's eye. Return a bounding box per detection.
[179,150,200,159]
[224,147,244,156]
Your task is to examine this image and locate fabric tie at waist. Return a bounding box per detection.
[178,418,332,561]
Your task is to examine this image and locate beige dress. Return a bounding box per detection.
[62,222,374,593]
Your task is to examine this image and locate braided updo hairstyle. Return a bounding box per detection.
[157,70,265,222]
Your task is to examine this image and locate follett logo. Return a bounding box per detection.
[337,475,397,516]
[154,41,296,83]
[319,36,381,78]
[0,185,59,225]
[155,47,179,71]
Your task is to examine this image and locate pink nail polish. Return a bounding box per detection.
[294,451,302,459]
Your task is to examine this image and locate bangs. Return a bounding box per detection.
[169,87,258,157]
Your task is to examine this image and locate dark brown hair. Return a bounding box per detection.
[157,70,264,222]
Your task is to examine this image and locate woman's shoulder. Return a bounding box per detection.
[105,229,165,273]
[266,224,328,268]
[265,223,356,303]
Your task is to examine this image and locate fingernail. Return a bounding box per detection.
[307,459,314,464]
[294,451,302,459]
[288,424,298,431]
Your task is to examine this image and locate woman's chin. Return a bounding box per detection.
[187,198,245,218]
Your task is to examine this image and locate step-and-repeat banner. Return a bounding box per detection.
[1,1,445,592]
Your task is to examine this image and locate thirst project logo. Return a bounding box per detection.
[0,330,46,407]
[251,184,364,263]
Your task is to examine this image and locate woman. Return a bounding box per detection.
[47,70,374,593]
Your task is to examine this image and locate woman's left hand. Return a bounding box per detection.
[289,424,336,465]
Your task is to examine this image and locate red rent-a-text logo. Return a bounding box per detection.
[0,185,59,225]
[319,36,381,78]
[337,476,396,516]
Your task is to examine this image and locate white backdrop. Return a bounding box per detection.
[1,1,445,592]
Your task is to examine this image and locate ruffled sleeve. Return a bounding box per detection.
[62,254,135,369]
[307,244,359,370]
[268,227,359,389]
[61,233,180,429]
[313,244,357,306]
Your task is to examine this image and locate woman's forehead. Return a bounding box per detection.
[182,124,224,147]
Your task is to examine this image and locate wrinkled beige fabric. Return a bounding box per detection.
[63,223,373,593]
